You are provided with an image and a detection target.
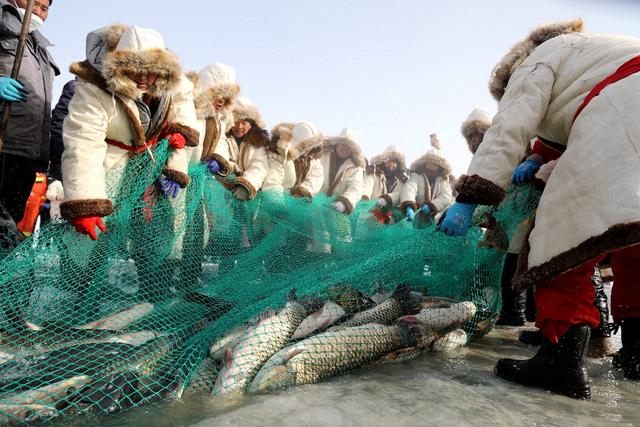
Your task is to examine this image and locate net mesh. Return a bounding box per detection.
[0,141,540,423]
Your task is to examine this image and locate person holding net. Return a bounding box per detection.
[397,134,453,228]
[60,24,199,303]
[437,19,640,399]
[367,145,408,224]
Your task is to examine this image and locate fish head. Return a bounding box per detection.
[248,364,295,394]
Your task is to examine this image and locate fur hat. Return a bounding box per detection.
[232,97,266,129]
[101,25,182,100]
[271,122,324,160]
[371,145,406,171]
[410,134,453,176]
[324,127,365,168]
[189,63,241,119]
[489,18,584,101]
[461,108,493,152]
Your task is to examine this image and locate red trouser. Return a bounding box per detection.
[535,244,640,344]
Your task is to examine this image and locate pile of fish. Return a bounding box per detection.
[0,295,231,425]
[209,284,477,397]
[0,285,478,423]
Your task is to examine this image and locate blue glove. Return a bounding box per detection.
[406,207,416,222]
[157,175,180,198]
[436,202,478,236]
[205,159,220,174]
[0,77,25,102]
[419,204,431,215]
[511,159,542,184]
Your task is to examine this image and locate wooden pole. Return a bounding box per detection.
[0,0,36,152]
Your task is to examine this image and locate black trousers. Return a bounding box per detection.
[0,152,37,223]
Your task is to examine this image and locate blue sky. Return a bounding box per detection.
[43,0,640,175]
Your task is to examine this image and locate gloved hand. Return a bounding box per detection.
[406,207,416,222]
[436,202,478,236]
[232,185,250,201]
[331,201,346,213]
[45,180,64,201]
[0,77,25,102]
[511,159,542,184]
[419,204,431,215]
[157,175,180,198]
[71,216,106,241]
[205,159,220,175]
[167,133,186,149]
[377,198,388,208]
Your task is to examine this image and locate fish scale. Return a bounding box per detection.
[249,323,428,393]
[212,301,307,396]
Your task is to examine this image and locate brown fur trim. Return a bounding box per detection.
[166,122,200,147]
[422,201,439,215]
[234,177,257,200]
[194,83,241,119]
[400,200,417,214]
[162,167,190,188]
[410,153,452,177]
[209,153,231,176]
[489,18,584,101]
[102,48,182,100]
[380,194,393,207]
[371,150,406,172]
[60,199,114,219]
[232,103,265,128]
[200,118,221,161]
[335,196,354,215]
[455,174,506,206]
[69,60,108,90]
[512,222,640,291]
[291,185,312,199]
[288,135,324,160]
[271,122,294,155]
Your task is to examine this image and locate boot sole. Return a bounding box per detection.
[494,364,591,400]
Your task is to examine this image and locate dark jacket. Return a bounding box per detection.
[48,79,75,181]
[0,0,59,161]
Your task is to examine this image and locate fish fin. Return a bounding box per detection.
[223,347,234,367]
[285,348,305,361]
[260,310,277,322]
[392,284,422,315]
[397,318,432,347]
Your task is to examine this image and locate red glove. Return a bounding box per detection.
[71,216,107,240]
[167,133,186,149]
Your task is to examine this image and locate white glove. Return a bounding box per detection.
[331,201,346,213]
[45,180,64,201]
[377,197,387,208]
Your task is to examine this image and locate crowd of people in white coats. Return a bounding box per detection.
[0,0,639,402]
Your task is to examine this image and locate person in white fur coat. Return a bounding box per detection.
[319,127,365,215]
[438,19,640,398]
[61,25,199,240]
[262,122,324,198]
[398,134,453,227]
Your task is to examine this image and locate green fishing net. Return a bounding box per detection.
[0,140,540,423]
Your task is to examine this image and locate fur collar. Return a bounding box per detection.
[489,19,584,101]
[271,122,323,160]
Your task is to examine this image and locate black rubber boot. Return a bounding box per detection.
[591,267,611,338]
[495,324,591,399]
[518,328,543,346]
[612,318,640,380]
[496,254,526,326]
